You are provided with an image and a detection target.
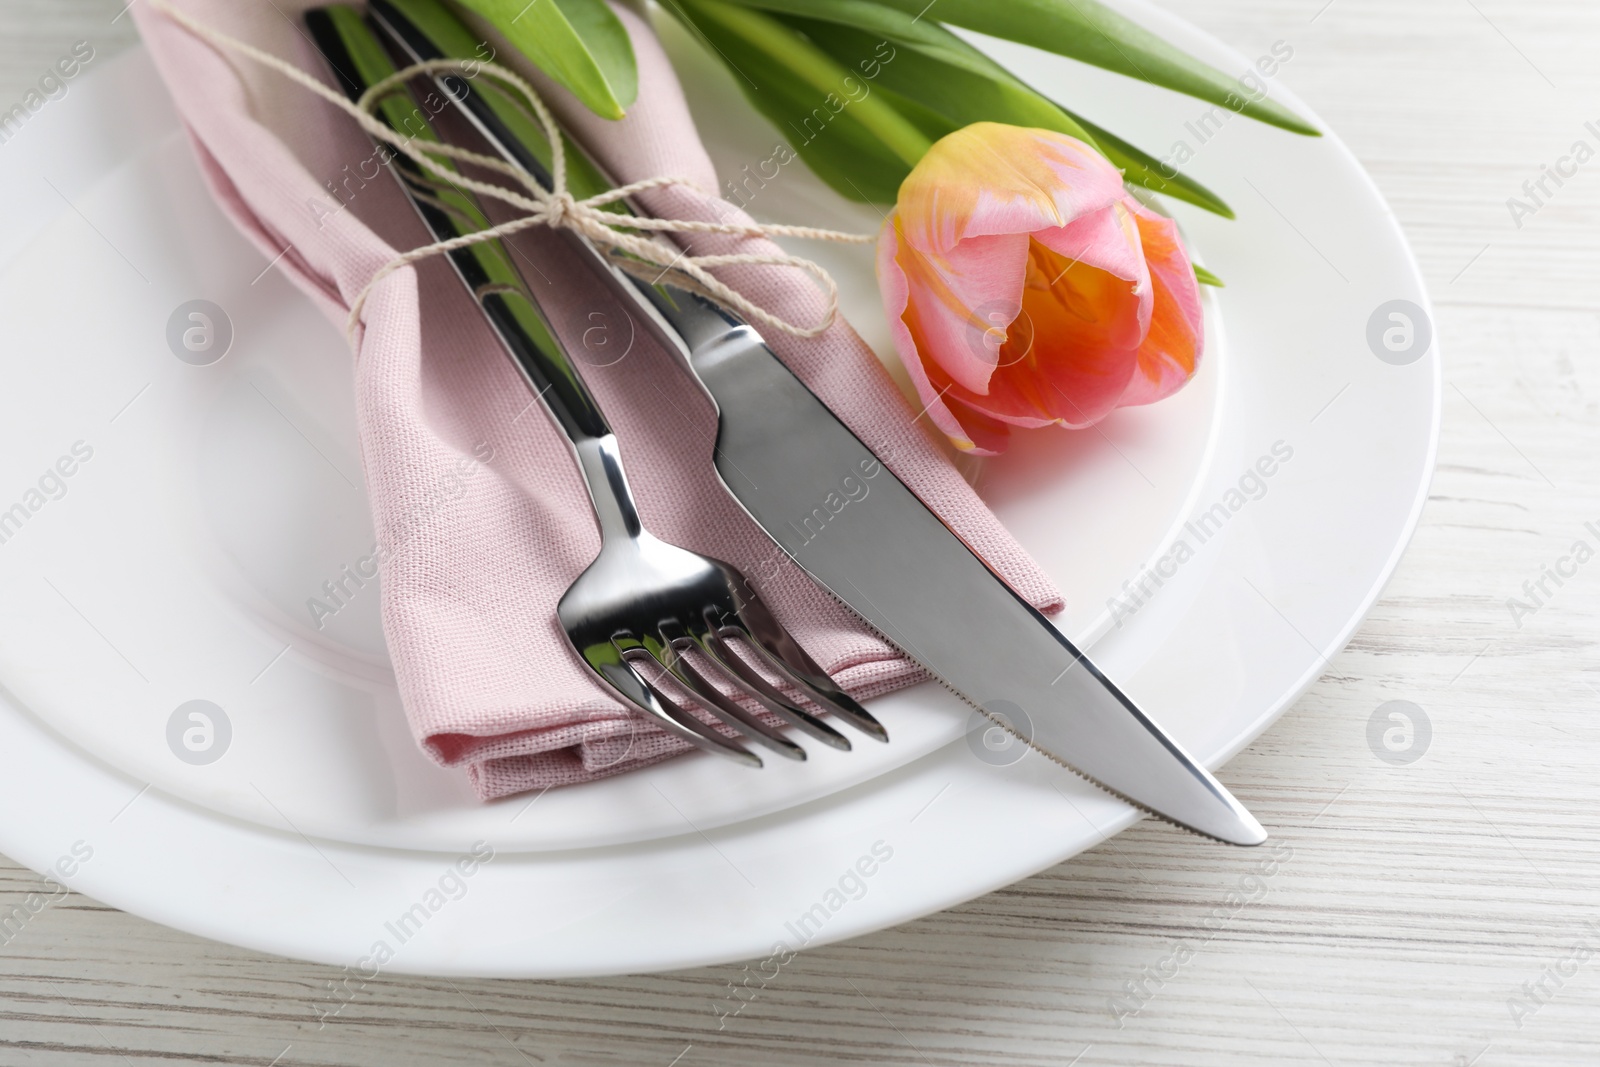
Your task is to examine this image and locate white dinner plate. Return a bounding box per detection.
[0,0,1437,976]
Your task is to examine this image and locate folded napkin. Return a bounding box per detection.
[133,0,1064,799]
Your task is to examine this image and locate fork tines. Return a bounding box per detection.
[610,607,887,767]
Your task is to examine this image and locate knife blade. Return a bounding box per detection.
[362,0,1266,845]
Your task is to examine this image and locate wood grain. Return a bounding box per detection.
[4,0,1600,1063]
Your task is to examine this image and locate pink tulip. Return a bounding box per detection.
[877,122,1205,456]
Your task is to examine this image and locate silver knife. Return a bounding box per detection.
[365,0,1266,845]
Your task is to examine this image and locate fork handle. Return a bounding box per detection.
[306,7,645,542]
[475,290,643,541]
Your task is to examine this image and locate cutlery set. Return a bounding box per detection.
[304,0,1266,845]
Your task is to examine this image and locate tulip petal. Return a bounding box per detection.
[942,396,1014,455]
[896,226,1030,395]
[1034,201,1143,279]
[918,253,1142,432]
[971,247,1142,429]
[897,123,1127,257]
[1119,200,1204,406]
[1030,198,1158,356]
[876,213,987,451]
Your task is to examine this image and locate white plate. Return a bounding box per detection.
[0,0,1437,977]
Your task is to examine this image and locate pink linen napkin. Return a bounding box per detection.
[132,0,1064,799]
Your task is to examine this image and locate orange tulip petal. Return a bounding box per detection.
[1119,200,1204,406]
[895,222,1030,395]
[875,213,986,452]
[897,123,1127,258]
[942,397,1014,455]
[968,243,1143,428]
[1033,199,1147,288]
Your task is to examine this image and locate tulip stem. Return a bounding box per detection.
[678,0,933,168]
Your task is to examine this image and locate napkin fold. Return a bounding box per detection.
[132,0,1064,799]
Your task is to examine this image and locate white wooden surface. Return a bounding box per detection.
[4,0,1600,1063]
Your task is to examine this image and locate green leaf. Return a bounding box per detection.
[781,17,1102,148]
[787,16,1232,216]
[450,0,636,119]
[730,0,1319,136]
[720,0,1016,81]
[382,0,617,200]
[664,0,930,201]
[1193,263,1225,287]
[868,84,963,141]
[675,0,932,165]
[867,24,1235,214]
[1060,108,1233,217]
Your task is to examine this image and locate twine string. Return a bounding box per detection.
[148,0,874,344]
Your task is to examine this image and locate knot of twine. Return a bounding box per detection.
[543,190,578,229]
[150,0,874,346]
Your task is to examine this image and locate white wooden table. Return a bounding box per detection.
[4,1,1599,1063]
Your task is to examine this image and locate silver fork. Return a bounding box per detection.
[307,10,887,765]
[557,435,888,764]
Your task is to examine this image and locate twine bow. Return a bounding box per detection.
[149,0,874,346]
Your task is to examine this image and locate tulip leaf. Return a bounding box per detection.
[450,0,636,119]
[724,0,1318,137]
[718,0,1015,81]
[1059,108,1233,218]
[1194,263,1225,287]
[666,0,927,201]
[868,85,963,142]
[880,26,1235,215]
[784,18,1104,144]
[675,0,932,166]
[381,0,619,200]
[788,16,1232,216]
